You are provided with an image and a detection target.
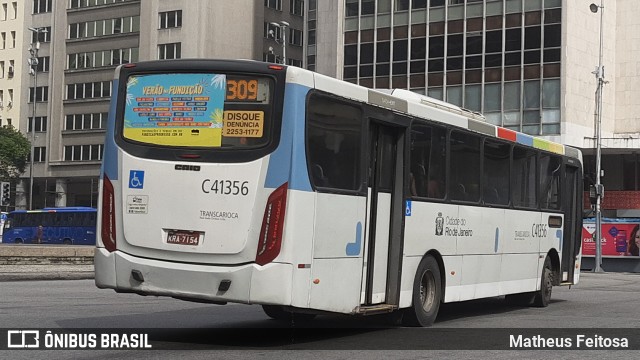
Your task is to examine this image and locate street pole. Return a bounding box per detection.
[591,1,605,272]
[270,21,289,65]
[28,27,44,211]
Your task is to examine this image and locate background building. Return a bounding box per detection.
[311,0,640,218]
[2,0,640,218]
[0,0,303,210]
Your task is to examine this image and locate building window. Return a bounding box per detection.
[32,147,46,162]
[31,26,51,43]
[289,28,303,46]
[158,42,181,60]
[10,30,15,48]
[264,0,282,11]
[28,86,49,103]
[69,0,133,9]
[69,16,139,39]
[1,4,7,21]
[159,10,182,29]
[66,81,111,100]
[36,56,50,72]
[67,48,138,69]
[65,112,108,130]
[64,144,104,161]
[290,0,303,16]
[33,0,52,13]
[28,116,48,132]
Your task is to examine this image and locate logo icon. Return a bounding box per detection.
[435,212,444,236]
[405,200,412,216]
[7,330,40,348]
[129,170,145,189]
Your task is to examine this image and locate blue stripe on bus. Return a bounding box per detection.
[264,83,313,192]
[101,79,120,181]
[516,133,534,147]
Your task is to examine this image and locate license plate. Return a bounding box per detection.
[167,230,200,246]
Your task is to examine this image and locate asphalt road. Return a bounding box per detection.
[1,272,639,359]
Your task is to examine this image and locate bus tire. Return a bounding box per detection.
[533,257,553,307]
[15,239,23,244]
[403,255,441,327]
[261,305,316,322]
[63,239,72,245]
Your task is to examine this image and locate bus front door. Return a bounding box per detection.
[362,121,406,308]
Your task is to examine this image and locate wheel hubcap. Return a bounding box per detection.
[419,270,436,312]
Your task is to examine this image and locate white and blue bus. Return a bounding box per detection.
[96,60,583,326]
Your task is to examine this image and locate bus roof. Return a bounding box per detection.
[285,65,581,161]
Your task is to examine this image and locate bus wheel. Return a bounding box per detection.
[533,257,553,307]
[403,255,441,327]
[261,305,316,322]
[63,239,72,245]
[15,239,23,244]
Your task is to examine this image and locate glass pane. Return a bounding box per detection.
[483,140,510,205]
[484,83,501,112]
[503,82,521,110]
[541,109,560,123]
[446,86,462,106]
[450,130,481,202]
[484,112,501,125]
[464,84,481,112]
[542,79,560,108]
[523,80,540,109]
[427,87,443,100]
[503,111,521,125]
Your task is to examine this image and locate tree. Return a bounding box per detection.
[0,125,30,180]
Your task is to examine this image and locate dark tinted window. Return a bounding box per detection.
[307,95,362,191]
[513,147,538,208]
[483,140,510,205]
[450,131,481,202]
[540,154,562,210]
[409,123,447,199]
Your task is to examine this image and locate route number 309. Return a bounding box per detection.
[201,179,249,196]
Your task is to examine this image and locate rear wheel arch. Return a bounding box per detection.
[426,250,446,302]
[546,249,561,286]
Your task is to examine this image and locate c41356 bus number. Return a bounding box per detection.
[201,179,249,196]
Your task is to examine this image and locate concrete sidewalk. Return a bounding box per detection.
[0,244,94,281]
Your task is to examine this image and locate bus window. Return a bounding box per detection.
[513,146,538,208]
[483,139,510,205]
[306,94,362,191]
[450,130,481,202]
[540,154,562,210]
[409,123,446,199]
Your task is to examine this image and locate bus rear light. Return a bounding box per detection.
[268,65,284,70]
[101,175,117,252]
[255,183,288,266]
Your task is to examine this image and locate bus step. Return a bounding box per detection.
[560,281,574,286]
[356,304,397,315]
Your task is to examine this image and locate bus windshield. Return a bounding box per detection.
[122,72,274,149]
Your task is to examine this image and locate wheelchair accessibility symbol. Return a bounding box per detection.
[129,170,145,189]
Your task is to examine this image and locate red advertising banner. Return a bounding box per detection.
[582,222,640,256]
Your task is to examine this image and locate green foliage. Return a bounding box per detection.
[0,125,30,180]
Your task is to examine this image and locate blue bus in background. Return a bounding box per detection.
[2,207,97,245]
